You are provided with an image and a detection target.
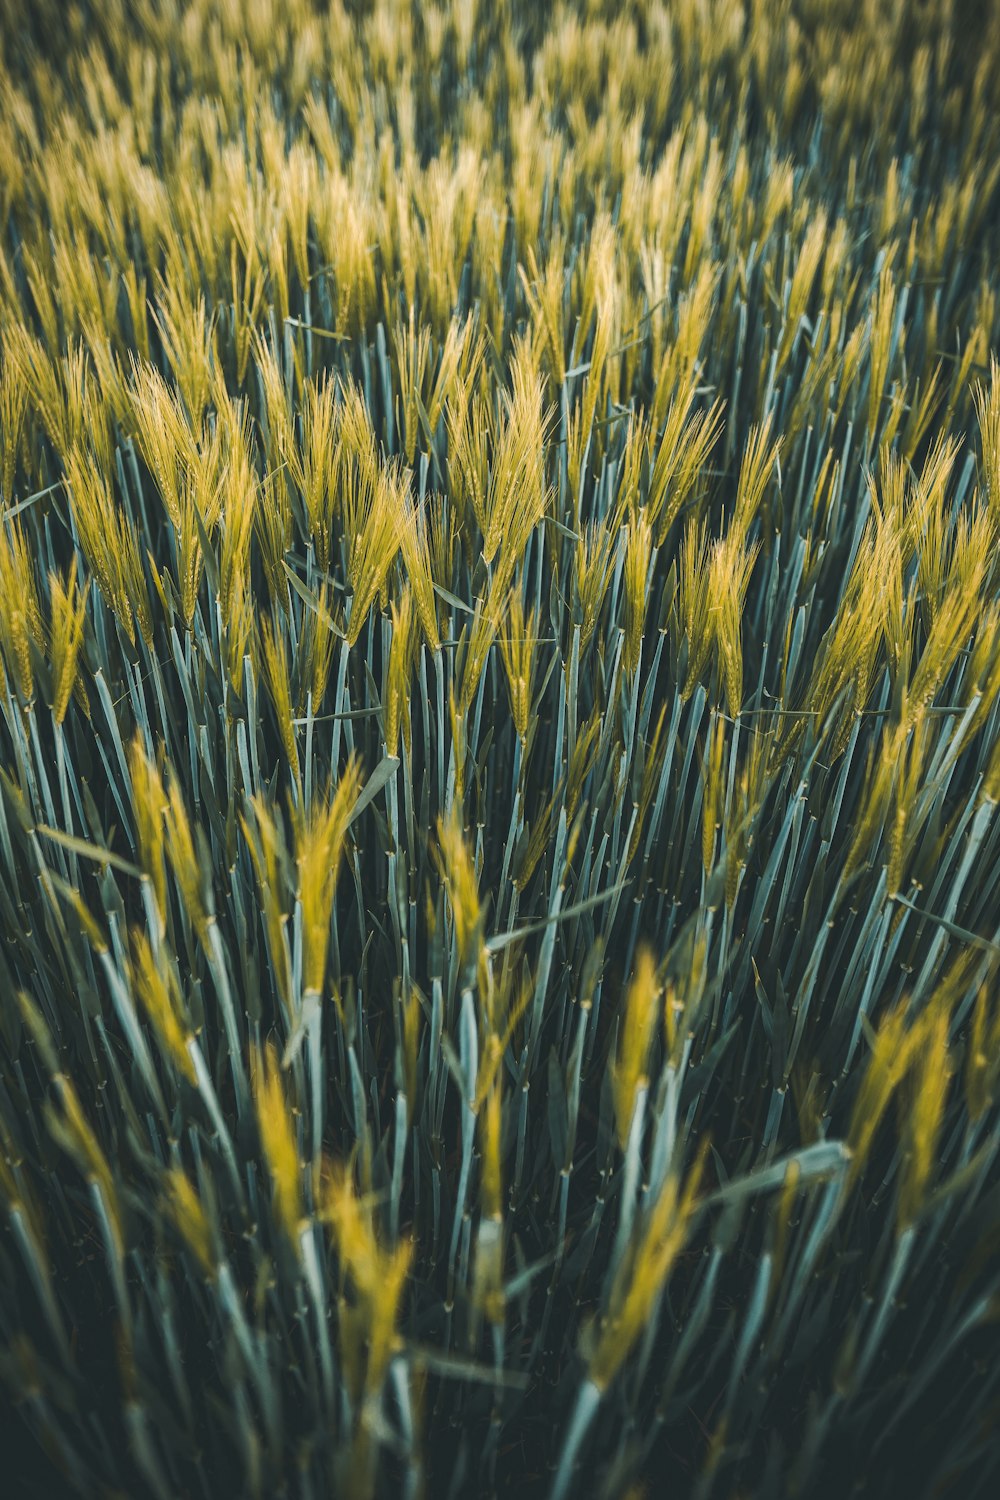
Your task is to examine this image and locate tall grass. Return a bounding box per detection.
[1,1,1000,1496]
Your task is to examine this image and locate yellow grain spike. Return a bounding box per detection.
[322,1161,413,1395]
[164,775,211,948]
[483,346,549,587]
[242,795,294,1017]
[294,758,364,996]
[0,345,27,504]
[647,394,724,547]
[345,462,407,648]
[131,928,196,1085]
[154,289,216,432]
[64,448,153,646]
[127,358,195,532]
[127,736,169,925]
[479,1080,504,1224]
[46,1076,123,1259]
[384,587,416,759]
[702,713,726,875]
[0,520,43,702]
[163,1168,215,1277]
[457,590,501,717]
[300,376,340,572]
[300,580,337,717]
[575,519,618,649]
[733,418,781,542]
[777,210,827,371]
[397,496,441,652]
[709,531,759,716]
[394,307,431,465]
[253,1041,303,1241]
[867,253,898,441]
[47,559,89,724]
[846,1004,918,1190]
[612,948,660,1149]
[435,806,483,969]
[260,616,300,780]
[498,589,539,742]
[623,509,653,678]
[898,1005,951,1229]
[589,1140,708,1391]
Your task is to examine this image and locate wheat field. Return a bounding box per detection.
[1,1,1000,1496]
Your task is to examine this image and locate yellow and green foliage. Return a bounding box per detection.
[2,2,1000,1497]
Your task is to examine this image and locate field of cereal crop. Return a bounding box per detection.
[2,2,1000,1496]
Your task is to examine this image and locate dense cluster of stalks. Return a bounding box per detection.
[2,0,1000,1495]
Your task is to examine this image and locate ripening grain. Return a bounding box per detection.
[1,2,1000,1498]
